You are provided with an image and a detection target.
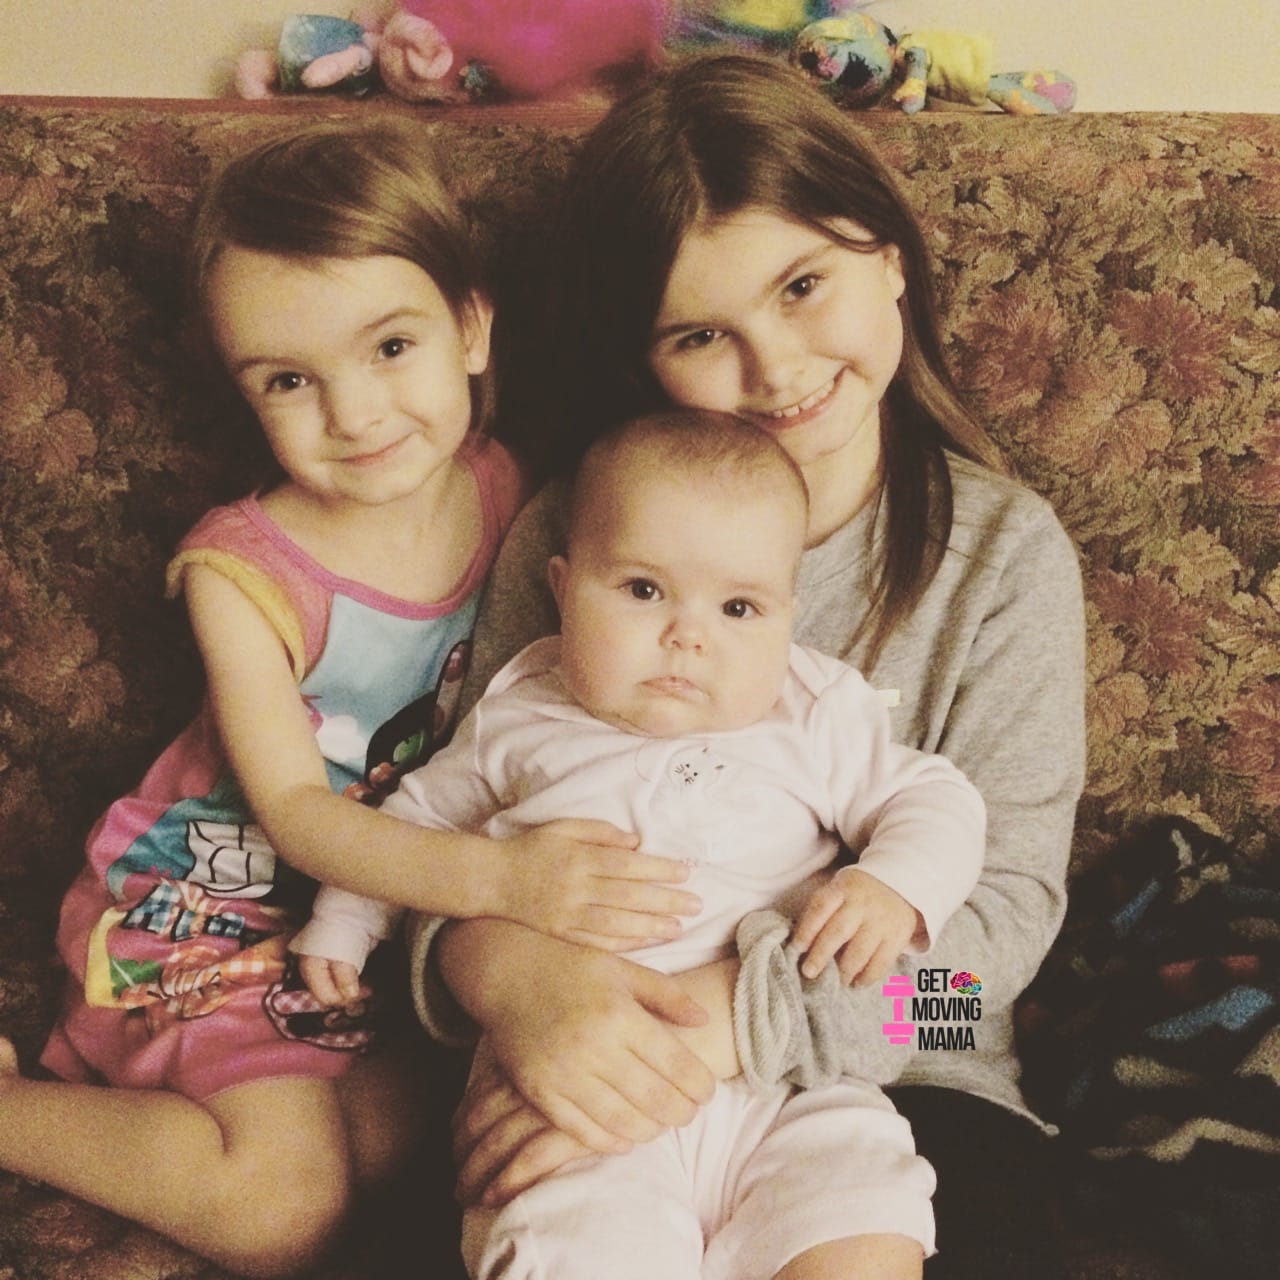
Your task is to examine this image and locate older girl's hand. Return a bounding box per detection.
[438,919,717,1152]
[453,1043,597,1207]
[452,959,744,1206]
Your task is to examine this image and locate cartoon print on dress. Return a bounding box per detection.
[98,792,309,1018]
[103,775,309,911]
[263,955,379,1052]
[86,898,290,1022]
[111,809,311,921]
[143,934,290,1025]
[93,603,474,1047]
[184,819,277,898]
[307,592,478,797]
[345,639,471,804]
[103,775,261,899]
[122,878,257,944]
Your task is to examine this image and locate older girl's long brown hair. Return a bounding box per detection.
[548,52,1006,668]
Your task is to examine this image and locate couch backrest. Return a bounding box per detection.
[1,103,1277,903]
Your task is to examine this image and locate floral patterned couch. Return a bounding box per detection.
[0,97,1276,1279]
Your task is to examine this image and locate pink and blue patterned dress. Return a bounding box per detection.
[40,436,524,1100]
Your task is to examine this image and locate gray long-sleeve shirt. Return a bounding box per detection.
[410,452,1086,1123]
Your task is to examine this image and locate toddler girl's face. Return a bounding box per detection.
[207,247,490,511]
[549,466,802,738]
[648,208,905,486]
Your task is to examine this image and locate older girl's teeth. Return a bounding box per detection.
[771,378,834,418]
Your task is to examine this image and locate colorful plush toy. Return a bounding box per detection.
[667,0,866,55]
[792,13,1076,115]
[235,3,667,103]
[235,15,381,99]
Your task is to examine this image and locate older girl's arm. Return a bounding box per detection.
[736,500,1086,1087]
[436,918,717,1151]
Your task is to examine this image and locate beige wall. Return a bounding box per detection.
[3,0,1278,111]
[873,0,1279,112]
[3,1,361,99]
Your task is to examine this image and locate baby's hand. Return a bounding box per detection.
[497,818,702,951]
[297,953,365,1010]
[790,866,921,987]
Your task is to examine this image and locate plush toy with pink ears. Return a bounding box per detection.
[234,15,380,99]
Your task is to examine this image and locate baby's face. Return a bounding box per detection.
[550,468,802,737]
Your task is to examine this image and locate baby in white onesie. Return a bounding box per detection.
[295,408,986,1280]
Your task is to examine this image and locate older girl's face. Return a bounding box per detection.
[648,208,905,529]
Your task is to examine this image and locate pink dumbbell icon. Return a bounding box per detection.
[881,975,915,1045]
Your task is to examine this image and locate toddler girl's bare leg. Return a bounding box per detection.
[336,1029,439,1186]
[0,1038,350,1278]
[775,1234,924,1280]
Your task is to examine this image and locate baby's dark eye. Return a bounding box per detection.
[627,579,660,601]
[379,337,410,359]
[723,599,757,619]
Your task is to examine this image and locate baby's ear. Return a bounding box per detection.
[547,555,569,609]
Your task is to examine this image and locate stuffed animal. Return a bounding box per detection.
[234,11,452,101]
[236,3,667,104]
[786,9,891,107]
[372,9,471,103]
[234,15,381,99]
[395,0,667,100]
[792,13,1076,115]
[667,1,865,55]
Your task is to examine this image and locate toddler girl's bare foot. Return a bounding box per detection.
[0,1037,19,1079]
